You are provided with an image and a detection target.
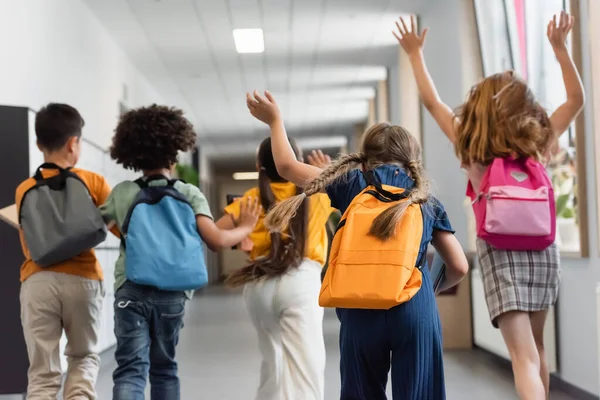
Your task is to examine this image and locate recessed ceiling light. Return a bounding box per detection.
[233,29,265,54]
[233,172,259,180]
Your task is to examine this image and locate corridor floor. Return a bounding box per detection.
[95,285,578,399]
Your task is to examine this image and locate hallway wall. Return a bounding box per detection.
[0,0,180,150]
[401,0,470,246]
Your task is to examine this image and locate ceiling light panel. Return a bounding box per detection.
[233,29,265,53]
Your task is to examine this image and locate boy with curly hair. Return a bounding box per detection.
[100,104,260,400]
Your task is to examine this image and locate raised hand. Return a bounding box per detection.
[307,150,331,169]
[246,90,281,126]
[547,11,574,51]
[238,197,261,229]
[392,15,428,56]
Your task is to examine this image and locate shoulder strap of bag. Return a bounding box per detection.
[134,175,179,189]
[361,170,410,202]
[415,205,427,270]
[33,163,72,181]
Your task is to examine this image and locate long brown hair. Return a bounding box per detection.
[455,70,555,166]
[225,138,308,287]
[264,123,428,240]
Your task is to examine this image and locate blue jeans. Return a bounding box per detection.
[337,267,445,400]
[112,281,187,400]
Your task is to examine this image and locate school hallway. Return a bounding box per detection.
[95,285,577,400]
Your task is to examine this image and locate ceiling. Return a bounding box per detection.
[84,0,407,159]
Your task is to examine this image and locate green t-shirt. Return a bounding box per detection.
[99,178,213,298]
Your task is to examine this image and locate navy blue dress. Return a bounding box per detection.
[326,164,454,400]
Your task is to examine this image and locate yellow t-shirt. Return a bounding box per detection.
[15,168,114,282]
[224,182,334,266]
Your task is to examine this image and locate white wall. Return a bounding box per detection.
[388,64,401,126]
[417,0,469,246]
[0,0,180,150]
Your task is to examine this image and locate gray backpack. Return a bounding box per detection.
[19,163,107,267]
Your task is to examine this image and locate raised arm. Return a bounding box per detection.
[246,90,323,187]
[547,11,585,136]
[393,16,458,144]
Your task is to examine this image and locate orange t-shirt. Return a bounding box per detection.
[15,168,112,282]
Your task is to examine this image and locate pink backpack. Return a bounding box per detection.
[467,157,555,251]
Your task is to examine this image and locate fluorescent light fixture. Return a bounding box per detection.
[296,136,348,150]
[233,172,259,181]
[233,29,264,53]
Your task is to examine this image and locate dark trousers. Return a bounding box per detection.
[112,281,187,400]
[337,267,445,400]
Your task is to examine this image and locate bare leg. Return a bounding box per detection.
[497,311,545,400]
[530,310,550,398]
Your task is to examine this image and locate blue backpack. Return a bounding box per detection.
[121,175,208,291]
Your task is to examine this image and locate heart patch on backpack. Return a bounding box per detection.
[510,171,529,183]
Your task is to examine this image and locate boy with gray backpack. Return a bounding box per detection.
[100,104,260,400]
[16,103,113,399]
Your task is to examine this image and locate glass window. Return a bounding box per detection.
[473,0,514,75]
[520,0,578,252]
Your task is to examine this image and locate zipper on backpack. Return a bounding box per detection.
[486,195,548,202]
[472,193,483,205]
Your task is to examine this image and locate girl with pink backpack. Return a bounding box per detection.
[394,12,584,400]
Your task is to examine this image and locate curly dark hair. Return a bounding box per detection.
[110,104,197,171]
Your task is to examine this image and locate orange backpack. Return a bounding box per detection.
[319,171,424,309]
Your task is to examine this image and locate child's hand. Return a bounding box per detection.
[392,15,428,56]
[246,90,281,127]
[238,197,261,229]
[240,236,254,253]
[307,150,331,169]
[547,11,574,51]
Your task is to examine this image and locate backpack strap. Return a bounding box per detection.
[415,250,426,270]
[415,205,427,270]
[361,170,410,201]
[134,175,179,189]
[33,163,72,181]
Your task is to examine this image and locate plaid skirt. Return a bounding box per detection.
[476,239,560,328]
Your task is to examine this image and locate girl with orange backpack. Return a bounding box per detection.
[395,12,584,400]
[246,90,469,399]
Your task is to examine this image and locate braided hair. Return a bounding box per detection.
[265,123,429,241]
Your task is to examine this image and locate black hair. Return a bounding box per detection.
[226,137,308,286]
[35,103,84,151]
[109,104,196,171]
